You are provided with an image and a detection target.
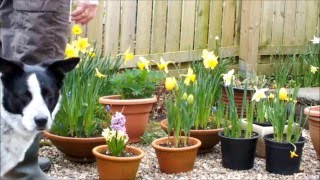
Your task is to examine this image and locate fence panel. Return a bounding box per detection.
[180,0,196,51]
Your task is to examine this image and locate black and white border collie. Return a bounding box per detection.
[0,57,79,176]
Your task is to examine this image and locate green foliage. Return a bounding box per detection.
[110,69,164,99]
[140,131,166,145]
[51,53,121,137]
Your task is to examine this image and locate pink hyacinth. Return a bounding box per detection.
[110,112,126,132]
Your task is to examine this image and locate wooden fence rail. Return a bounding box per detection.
[79,0,319,73]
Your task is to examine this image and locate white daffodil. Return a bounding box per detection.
[251,87,269,102]
[222,69,235,86]
[310,65,319,74]
[310,36,320,44]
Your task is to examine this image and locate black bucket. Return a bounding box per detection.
[264,134,305,175]
[218,131,259,170]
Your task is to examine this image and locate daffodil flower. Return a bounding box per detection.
[187,94,194,104]
[222,69,235,86]
[74,37,90,53]
[279,88,288,101]
[290,151,298,158]
[124,48,134,63]
[157,58,173,73]
[268,93,275,99]
[202,49,219,70]
[137,57,150,71]
[181,67,196,86]
[251,87,269,102]
[88,48,95,58]
[165,77,177,91]
[65,43,79,58]
[310,35,320,44]
[310,65,319,74]
[95,68,106,78]
[72,25,82,35]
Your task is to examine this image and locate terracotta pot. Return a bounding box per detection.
[221,85,254,118]
[92,145,144,180]
[304,105,320,160]
[160,119,222,154]
[151,136,201,174]
[99,95,157,143]
[43,131,105,162]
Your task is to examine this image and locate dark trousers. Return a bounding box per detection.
[0,0,71,64]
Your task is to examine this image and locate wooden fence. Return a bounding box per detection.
[80,0,319,73]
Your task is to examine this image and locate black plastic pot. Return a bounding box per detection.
[264,134,305,175]
[218,131,259,170]
[253,121,272,127]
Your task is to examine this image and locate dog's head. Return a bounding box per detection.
[0,57,79,132]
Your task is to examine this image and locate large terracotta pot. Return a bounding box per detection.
[43,131,105,162]
[160,119,222,154]
[99,95,157,143]
[92,145,144,180]
[221,85,254,118]
[304,105,320,160]
[151,136,201,174]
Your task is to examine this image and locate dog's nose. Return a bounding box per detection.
[34,116,48,129]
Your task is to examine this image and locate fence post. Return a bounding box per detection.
[239,0,262,74]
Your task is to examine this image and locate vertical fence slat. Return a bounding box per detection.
[234,0,242,46]
[283,0,297,46]
[306,0,319,41]
[104,0,121,56]
[151,0,167,54]
[259,1,273,46]
[221,0,236,47]
[271,0,285,45]
[180,0,196,51]
[120,0,137,53]
[194,0,210,50]
[240,1,250,61]
[294,1,307,45]
[136,1,152,55]
[87,0,104,52]
[166,1,182,52]
[208,0,223,51]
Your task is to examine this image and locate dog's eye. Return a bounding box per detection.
[21,91,32,102]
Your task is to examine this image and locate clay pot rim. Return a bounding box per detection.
[98,95,157,105]
[43,131,104,142]
[304,105,320,117]
[160,119,224,133]
[92,145,144,161]
[151,136,201,151]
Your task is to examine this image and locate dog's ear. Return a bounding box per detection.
[0,56,24,75]
[46,57,80,75]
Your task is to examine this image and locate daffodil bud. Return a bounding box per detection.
[187,94,194,104]
[182,93,188,100]
[279,88,287,101]
[165,77,176,91]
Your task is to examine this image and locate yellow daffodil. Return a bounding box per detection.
[74,37,90,53]
[268,93,275,99]
[290,151,298,158]
[222,69,235,86]
[187,94,194,104]
[88,48,95,58]
[65,43,79,58]
[182,92,188,100]
[202,49,218,70]
[181,67,196,86]
[310,35,320,44]
[137,57,150,71]
[310,65,319,74]
[95,68,106,78]
[124,48,134,63]
[279,88,288,101]
[165,77,177,91]
[157,58,173,74]
[251,87,269,102]
[72,25,82,35]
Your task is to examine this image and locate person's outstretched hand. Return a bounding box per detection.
[71,1,98,25]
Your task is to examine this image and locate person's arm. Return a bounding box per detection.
[71,0,98,24]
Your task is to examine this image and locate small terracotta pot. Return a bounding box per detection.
[99,95,157,143]
[43,131,105,162]
[160,119,222,153]
[304,105,320,160]
[151,136,201,174]
[92,145,144,180]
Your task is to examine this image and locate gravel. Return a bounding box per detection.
[40,130,320,179]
